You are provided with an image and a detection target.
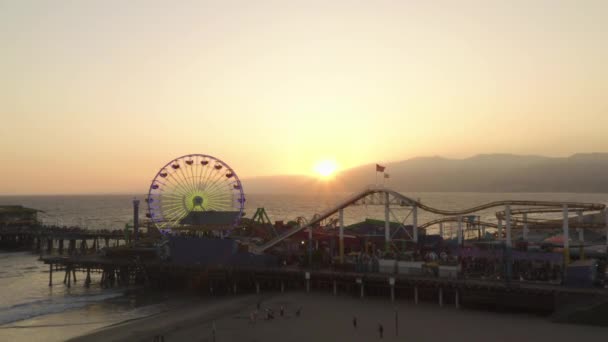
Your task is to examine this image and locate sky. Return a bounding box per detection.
[1,0,607,194]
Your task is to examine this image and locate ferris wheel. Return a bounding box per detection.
[146,154,245,233]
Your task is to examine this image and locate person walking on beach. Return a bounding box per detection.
[378,323,384,339]
[353,316,357,329]
[280,305,284,317]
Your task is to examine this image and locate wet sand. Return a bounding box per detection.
[72,292,608,342]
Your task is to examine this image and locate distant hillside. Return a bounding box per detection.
[242,153,608,193]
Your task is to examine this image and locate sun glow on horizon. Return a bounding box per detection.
[313,159,338,178]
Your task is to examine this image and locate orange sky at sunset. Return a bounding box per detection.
[1,1,607,194]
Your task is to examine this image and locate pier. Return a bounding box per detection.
[4,186,608,323]
[0,225,135,253]
[41,254,608,316]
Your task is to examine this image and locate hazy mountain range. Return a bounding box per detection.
[242,153,608,193]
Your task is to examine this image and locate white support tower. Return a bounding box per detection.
[457,216,463,244]
[522,213,528,241]
[578,211,585,260]
[384,192,390,249]
[339,208,344,264]
[605,209,608,252]
[497,218,503,240]
[505,205,512,248]
[577,211,584,242]
[413,205,418,243]
[563,204,570,264]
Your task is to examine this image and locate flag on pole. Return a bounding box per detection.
[384,173,390,179]
[376,164,385,172]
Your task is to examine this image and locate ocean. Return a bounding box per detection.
[1,192,607,341]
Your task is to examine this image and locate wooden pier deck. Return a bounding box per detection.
[0,225,136,252]
[41,254,608,314]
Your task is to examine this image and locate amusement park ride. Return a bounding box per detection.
[22,152,608,309]
[142,154,608,269]
[146,154,245,234]
[24,153,608,317]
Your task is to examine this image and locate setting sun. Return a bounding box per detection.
[313,160,338,178]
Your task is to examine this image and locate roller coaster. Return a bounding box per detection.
[254,186,607,254]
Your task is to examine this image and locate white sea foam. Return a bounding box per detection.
[0,292,123,326]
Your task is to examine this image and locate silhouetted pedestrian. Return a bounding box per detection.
[295,307,302,317]
[280,305,284,317]
[353,316,357,329]
[212,320,216,342]
[378,323,384,339]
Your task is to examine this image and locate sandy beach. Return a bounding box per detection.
[71,291,608,342]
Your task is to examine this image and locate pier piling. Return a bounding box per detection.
[357,278,364,298]
[85,268,91,288]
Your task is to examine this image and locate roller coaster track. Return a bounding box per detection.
[416,216,604,231]
[417,217,498,230]
[253,187,605,253]
[495,207,598,220]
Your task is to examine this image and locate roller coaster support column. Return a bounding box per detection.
[505,205,513,283]
[605,209,608,253]
[523,213,529,242]
[563,205,570,266]
[413,205,418,243]
[497,218,503,240]
[384,192,390,252]
[578,211,584,260]
[439,222,444,239]
[457,216,463,245]
[505,205,512,247]
[339,208,344,264]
